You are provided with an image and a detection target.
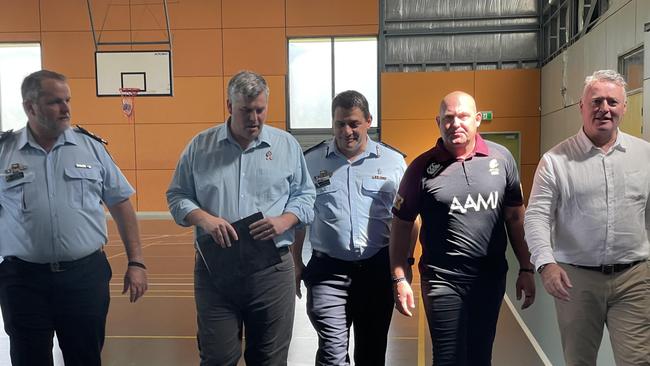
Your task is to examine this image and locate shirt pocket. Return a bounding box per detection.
[315,183,343,221]
[0,171,35,215]
[361,178,396,219]
[257,168,291,203]
[624,170,648,201]
[64,167,103,209]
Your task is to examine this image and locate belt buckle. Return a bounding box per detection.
[601,264,614,275]
[49,262,64,273]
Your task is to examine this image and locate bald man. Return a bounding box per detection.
[389,91,536,366]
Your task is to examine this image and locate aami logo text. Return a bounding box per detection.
[449,191,498,214]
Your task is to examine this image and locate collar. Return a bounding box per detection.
[325,137,379,160]
[429,133,490,163]
[576,127,625,154]
[18,125,77,151]
[219,117,271,150]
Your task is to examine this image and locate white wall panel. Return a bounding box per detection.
[636,0,650,44]
[641,79,650,142]
[606,2,637,68]
[541,109,565,153]
[540,105,582,154]
[541,55,565,115]
[566,37,585,105]
[583,25,608,77]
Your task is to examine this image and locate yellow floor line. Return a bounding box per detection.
[418,295,426,366]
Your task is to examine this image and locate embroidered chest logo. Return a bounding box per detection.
[488,159,500,175]
[265,150,273,160]
[449,191,499,214]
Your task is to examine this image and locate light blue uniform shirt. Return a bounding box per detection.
[305,138,406,260]
[166,121,316,248]
[0,126,134,263]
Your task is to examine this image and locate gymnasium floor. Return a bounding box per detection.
[0,218,545,366]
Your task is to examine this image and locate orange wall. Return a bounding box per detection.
[1,0,539,210]
[381,69,541,202]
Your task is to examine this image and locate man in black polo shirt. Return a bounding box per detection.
[389,91,536,366]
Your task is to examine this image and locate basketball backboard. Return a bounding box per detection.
[95,50,173,96]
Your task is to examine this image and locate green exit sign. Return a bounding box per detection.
[481,111,493,121]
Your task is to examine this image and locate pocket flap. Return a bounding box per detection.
[362,178,394,193]
[64,167,101,181]
[4,171,35,189]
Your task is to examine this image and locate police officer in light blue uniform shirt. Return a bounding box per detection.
[167,70,315,366]
[0,69,147,366]
[292,90,411,366]
[0,127,133,262]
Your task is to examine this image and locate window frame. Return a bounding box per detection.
[0,42,42,131]
[618,46,643,95]
[286,36,380,138]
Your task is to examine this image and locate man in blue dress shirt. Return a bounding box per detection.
[167,70,315,366]
[292,90,413,366]
[0,70,148,366]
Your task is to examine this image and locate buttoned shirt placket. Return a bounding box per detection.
[37,138,65,264]
[602,149,616,264]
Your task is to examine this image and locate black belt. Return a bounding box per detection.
[311,248,385,266]
[570,260,644,275]
[2,249,103,273]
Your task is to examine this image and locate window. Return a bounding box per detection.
[619,47,643,93]
[0,43,41,131]
[541,0,610,65]
[288,37,377,130]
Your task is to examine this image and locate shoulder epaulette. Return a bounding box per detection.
[0,129,14,143]
[378,141,406,158]
[74,124,108,145]
[303,140,327,155]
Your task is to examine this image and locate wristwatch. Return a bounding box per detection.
[537,264,549,274]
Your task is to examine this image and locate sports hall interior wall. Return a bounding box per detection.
[0,0,540,211]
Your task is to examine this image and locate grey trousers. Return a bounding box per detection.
[194,251,295,366]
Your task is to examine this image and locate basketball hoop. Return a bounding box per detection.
[119,88,141,122]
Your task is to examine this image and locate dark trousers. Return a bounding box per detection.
[421,273,506,366]
[0,251,112,366]
[304,247,394,366]
[194,250,295,366]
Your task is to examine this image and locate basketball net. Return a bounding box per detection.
[119,88,140,123]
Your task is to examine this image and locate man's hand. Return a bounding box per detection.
[515,271,536,309]
[393,280,416,317]
[122,266,148,303]
[540,263,572,301]
[295,261,305,299]
[197,215,238,248]
[250,215,294,241]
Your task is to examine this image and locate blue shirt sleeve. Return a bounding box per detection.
[283,140,316,225]
[166,138,201,227]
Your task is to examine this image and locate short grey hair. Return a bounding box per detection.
[227,70,269,102]
[22,69,67,103]
[583,69,628,97]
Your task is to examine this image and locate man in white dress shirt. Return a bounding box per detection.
[525,69,649,366]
